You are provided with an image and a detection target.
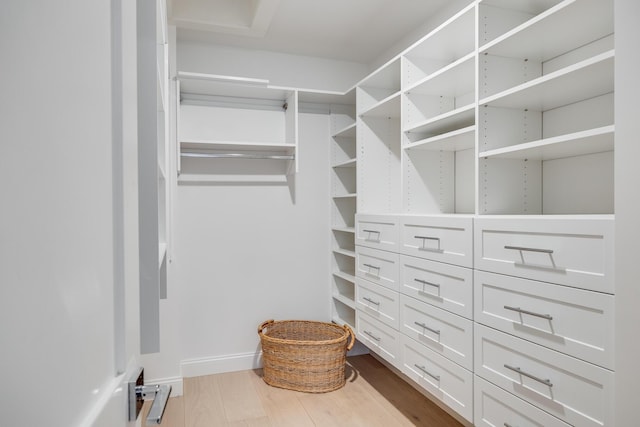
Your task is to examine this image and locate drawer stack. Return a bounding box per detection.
[473,217,615,427]
[355,214,475,423]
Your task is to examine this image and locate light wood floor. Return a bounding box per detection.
[143,355,463,426]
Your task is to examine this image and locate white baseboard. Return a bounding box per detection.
[145,376,184,397]
[181,351,263,378]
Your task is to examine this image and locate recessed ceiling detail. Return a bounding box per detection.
[169,0,281,37]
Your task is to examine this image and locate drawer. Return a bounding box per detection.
[356,311,400,369]
[355,278,399,330]
[356,246,400,291]
[474,376,570,427]
[400,334,473,422]
[474,324,613,427]
[355,214,399,252]
[400,215,473,268]
[399,294,473,371]
[474,216,614,293]
[399,255,473,319]
[475,270,614,369]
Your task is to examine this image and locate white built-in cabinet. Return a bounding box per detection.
[351,0,615,425]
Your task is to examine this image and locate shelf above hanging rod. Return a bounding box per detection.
[181,152,295,160]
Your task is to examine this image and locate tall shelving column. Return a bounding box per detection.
[329,91,357,328]
[138,0,170,354]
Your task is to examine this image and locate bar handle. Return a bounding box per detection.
[414,278,440,289]
[364,330,381,341]
[363,297,380,305]
[414,364,440,381]
[414,321,440,335]
[504,364,553,387]
[504,245,553,254]
[415,235,440,242]
[363,263,380,270]
[504,305,553,321]
[363,229,380,234]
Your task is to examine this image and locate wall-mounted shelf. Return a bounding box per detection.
[360,92,401,119]
[333,158,357,168]
[177,71,299,176]
[405,125,475,151]
[404,103,475,138]
[479,0,614,61]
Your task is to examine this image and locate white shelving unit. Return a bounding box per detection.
[139,0,170,354]
[176,72,298,181]
[401,3,477,215]
[357,58,402,214]
[477,0,614,215]
[329,94,358,329]
[349,0,616,424]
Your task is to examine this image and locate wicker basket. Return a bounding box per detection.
[258,319,355,393]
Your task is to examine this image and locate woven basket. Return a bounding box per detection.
[258,319,355,393]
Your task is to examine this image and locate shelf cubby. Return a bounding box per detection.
[357,58,401,115]
[402,3,476,89]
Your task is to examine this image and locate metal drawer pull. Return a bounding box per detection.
[363,229,380,234]
[414,321,440,335]
[363,330,381,341]
[363,263,380,270]
[414,278,440,289]
[415,235,440,242]
[414,364,440,381]
[504,305,553,321]
[504,364,553,387]
[363,297,380,305]
[504,245,554,254]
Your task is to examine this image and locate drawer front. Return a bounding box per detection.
[356,246,400,291]
[474,376,570,427]
[355,214,399,252]
[356,278,399,329]
[400,335,473,422]
[474,324,613,427]
[356,311,400,369]
[399,255,473,319]
[475,270,614,369]
[400,294,473,371]
[474,217,614,293]
[400,215,473,268]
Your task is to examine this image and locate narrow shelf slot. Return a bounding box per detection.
[332,227,356,234]
[333,193,357,199]
[332,293,356,309]
[333,248,356,258]
[333,271,356,283]
[332,158,357,168]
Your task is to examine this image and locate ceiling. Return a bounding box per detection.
[168,0,453,64]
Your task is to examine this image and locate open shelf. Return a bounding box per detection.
[405,52,475,96]
[333,293,356,310]
[332,227,355,234]
[333,122,356,138]
[333,158,357,168]
[333,271,356,284]
[402,4,476,88]
[333,193,357,199]
[479,50,614,111]
[333,248,356,258]
[479,0,614,62]
[405,125,475,151]
[479,125,614,160]
[404,103,475,137]
[360,92,401,119]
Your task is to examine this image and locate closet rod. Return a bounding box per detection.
[181,152,295,160]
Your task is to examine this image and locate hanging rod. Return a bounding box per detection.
[181,152,294,160]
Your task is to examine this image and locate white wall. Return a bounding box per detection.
[614,0,640,424]
[143,112,331,383]
[177,41,368,92]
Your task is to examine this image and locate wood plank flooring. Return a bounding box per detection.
[143,355,464,427]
